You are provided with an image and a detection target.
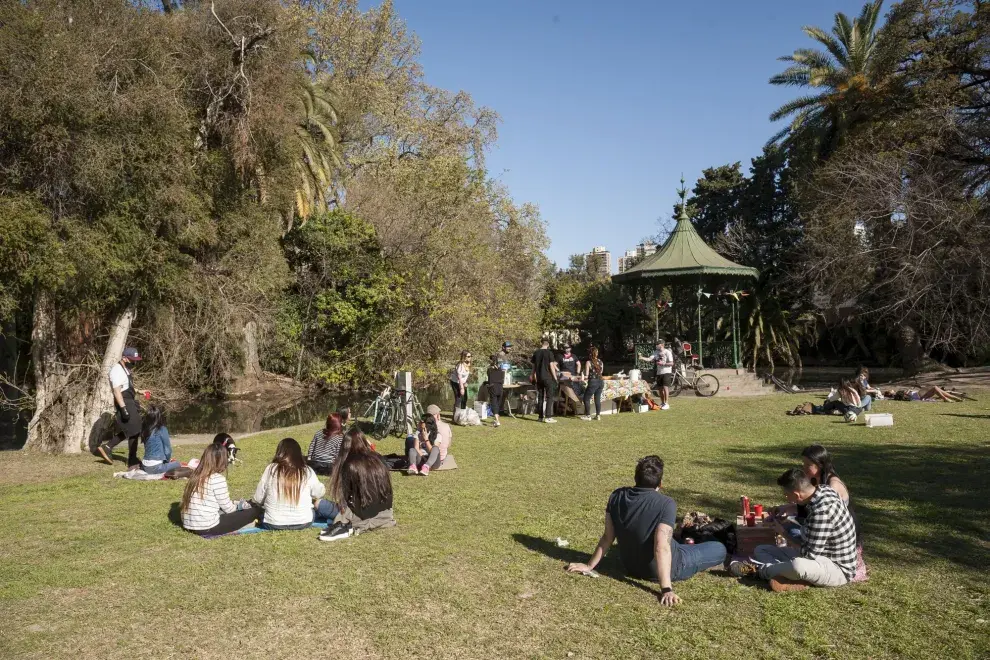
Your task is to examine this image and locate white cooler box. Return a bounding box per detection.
[864,413,893,427]
[473,401,489,420]
[598,400,620,415]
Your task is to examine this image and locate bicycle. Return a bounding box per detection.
[668,366,719,397]
[360,385,426,439]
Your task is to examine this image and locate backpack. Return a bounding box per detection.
[681,517,736,555]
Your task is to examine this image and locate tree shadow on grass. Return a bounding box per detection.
[696,440,990,571]
[511,533,664,602]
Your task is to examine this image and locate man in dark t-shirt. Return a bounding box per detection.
[566,456,727,607]
[530,337,559,423]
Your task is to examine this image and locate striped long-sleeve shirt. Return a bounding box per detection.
[306,430,343,466]
[801,485,858,579]
[181,473,237,531]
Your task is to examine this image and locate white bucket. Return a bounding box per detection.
[629,369,641,383]
[473,401,489,420]
[864,413,893,427]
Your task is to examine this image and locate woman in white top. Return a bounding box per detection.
[254,438,338,530]
[181,444,258,536]
[449,350,472,413]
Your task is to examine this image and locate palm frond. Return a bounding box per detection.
[800,27,849,67]
[769,93,830,122]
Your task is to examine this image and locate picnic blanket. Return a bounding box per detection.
[113,470,166,481]
[381,453,458,472]
[205,520,331,539]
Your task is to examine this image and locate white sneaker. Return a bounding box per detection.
[593,415,601,421]
[660,403,670,410]
[493,420,500,428]
[580,415,592,421]
[544,418,557,424]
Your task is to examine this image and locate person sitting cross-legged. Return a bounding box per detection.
[565,456,727,607]
[731,468,857,592]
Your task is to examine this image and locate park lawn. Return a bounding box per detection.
[1,394,989,659]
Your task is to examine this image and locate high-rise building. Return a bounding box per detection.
[585,246,611,277]
[617,249,638,274]
[616,242,659,273]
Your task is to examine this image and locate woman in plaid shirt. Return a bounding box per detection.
[732,468,857,592]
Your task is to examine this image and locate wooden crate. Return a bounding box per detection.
[735,515,778,557]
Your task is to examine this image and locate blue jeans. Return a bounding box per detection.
[670,540,727,582]
[141,460,181,474]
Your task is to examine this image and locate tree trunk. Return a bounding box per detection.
[24,292,137,454]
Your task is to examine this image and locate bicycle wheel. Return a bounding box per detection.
[695,374,720,397]
[358,399,378,420]
[372,403,393,439]
[668,375,683,397]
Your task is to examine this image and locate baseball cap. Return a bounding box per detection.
[122,347,142,361]
[426,404,441,416]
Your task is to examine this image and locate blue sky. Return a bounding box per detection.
[386,0,867,269]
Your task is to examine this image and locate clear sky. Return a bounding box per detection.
[384,0,866,270]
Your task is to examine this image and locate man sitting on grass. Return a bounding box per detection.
[731,468,857,592]
[565,456,727,607]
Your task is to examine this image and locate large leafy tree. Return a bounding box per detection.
[769,0,899,158]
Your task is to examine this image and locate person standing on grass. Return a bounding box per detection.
[731,468,857,592]
[97,347,150,467]
[181,444,259,536]
[638,340,674,410]
[566,456,727,607]
[531,337,559,423]
[486,354,505,427]
[450,351,472,414]
[496,341,513,372]
[557,344,583,416]
[139,404,181,475]
[580,346,605,421]
[307,413,345,476]
[321,429,396,541]
[407,404,453,475]
[254,438,337,530]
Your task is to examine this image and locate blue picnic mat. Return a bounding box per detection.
[205,520,330,539]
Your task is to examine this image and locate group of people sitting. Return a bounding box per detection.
[796,366,967,420]
[178,410,395,541]
[565,444,858,604]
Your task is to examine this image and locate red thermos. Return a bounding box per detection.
[741,496,750,517]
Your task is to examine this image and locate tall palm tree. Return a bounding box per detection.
[769,1,894,157]
[291,77,343,221]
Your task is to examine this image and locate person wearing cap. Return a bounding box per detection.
[639,340,674,410]
[557,344,583,416]
[531,337,559,423]
[97,347,150,467]
[496,341,513,372]
[407,404,453,476]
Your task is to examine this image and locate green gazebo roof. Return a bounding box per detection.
[612,181,759,283]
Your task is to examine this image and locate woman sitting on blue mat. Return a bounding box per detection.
[181,444,259,536]
[254,438,337,530]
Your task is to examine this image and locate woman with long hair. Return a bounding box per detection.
[580,346,605,421]
[140,404,181,475]
[181,444,258,535]
[307,413,345,475]
[253,438,336,530]
[801,444,850,504]
[320,429,395,541]
[449,350,472,413]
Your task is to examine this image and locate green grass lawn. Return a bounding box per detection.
[1,394,989,659]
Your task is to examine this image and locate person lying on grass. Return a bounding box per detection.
[254,438,338,531]
[565,456,727,607]
[406,404,452,476]
[180,444,259,536]
[321,429,395,542]
[731,468,857,592]
[882,386,964,402]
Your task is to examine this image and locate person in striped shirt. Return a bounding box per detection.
[180,444,259,536]
[254,438,338,530]
[732,468,858,591]
[307,413,345,476]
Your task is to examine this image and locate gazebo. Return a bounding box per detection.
[612,180,759,368]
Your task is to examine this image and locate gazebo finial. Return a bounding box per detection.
[678,174,689,221]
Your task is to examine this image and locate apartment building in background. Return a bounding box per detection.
[585,246,612,277]
[617,241,659,273]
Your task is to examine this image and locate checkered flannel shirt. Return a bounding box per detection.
[801,485,858,578]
